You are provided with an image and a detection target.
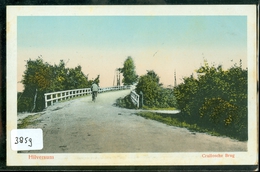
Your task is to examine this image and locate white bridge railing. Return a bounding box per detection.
[44,85,130,108]
[130,90,139,108]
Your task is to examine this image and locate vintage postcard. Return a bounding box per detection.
[6,5,258,166]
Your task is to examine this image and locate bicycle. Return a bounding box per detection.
[92,91,97,102]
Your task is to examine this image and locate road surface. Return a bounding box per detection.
[20,89,247,153]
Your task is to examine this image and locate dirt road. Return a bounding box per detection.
[21,89,247,153]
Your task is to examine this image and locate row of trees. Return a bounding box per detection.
[18,57,99,112]
[173,60,248,140]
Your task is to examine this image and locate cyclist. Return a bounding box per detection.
[91,82,99,102]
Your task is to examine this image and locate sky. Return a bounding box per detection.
[17,16,247,92]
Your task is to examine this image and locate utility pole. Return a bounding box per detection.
[113,70,115,86]
[116,68,120,86]
[118,71,120,86]
[174,69,177,87]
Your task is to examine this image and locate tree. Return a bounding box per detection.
[18,57,98,112]
[120,56,138,85]
[64,65,90,90]
[93,75,100,86]
[136,70,160,107]
[49,60,67,91]
[135,70,176,108]
[22,57,52,92]
[20,57,52,112]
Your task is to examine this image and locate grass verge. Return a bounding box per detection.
[18,114,42,129]
[136,111,224,138]
[142,105,176,110]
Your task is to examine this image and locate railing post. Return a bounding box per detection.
[130,91,139,108]
[45,94,47,108]
[139,91,143,108]
[137,95,139,108]
[50,94,53,106]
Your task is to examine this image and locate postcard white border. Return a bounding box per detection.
[6,5,258,166]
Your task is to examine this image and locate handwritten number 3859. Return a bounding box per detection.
[14,137,32,147]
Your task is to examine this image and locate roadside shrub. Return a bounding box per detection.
[17,95,32,112]
[173,60,247,141]
[115,94,136,109]
[135,70,177,108]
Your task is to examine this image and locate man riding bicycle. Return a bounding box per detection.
[91,82,99,102]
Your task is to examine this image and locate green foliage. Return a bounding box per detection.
[142,106,176,110]
[136,70,177,108]
[173,59,248,141]
[18,114,42,129]
[18,57,98,112]
[136,111,224,138]
[115,94,136,109]
[22,57,52,91]
[120,56,138,85]
[17,92,32,112]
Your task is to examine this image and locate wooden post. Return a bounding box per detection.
[51,94,53,105]
[45,94,47,108]
[139,91,143,108]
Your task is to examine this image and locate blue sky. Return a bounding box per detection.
[18,16,246,49]
[17,16,247,91]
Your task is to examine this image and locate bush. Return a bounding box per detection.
[18,96,32,112]
[135,70,177,108]
[173,60,248,141]
[115,94,136,109]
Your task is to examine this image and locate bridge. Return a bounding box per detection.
[18,88,247,153]
[44,85,140,108]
